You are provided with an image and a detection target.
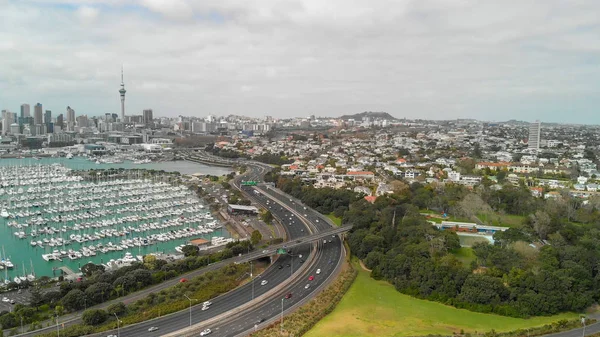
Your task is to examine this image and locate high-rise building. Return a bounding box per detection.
[20,104,30,118]
[1,110,15,135]
[528,120,541,151]
[66,106,75,131]
[143,109,153,125]
[34,103,43,125]
[44,110,52,133]
[119,67,127,120]
[56,114,64,131]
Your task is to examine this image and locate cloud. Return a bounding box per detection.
[140,0,194,21]
[76,5,99,23]
[1,0,600,123]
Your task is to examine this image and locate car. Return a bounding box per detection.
[305,284,310,289]
[329,240,332,243]
[278,265,283,269]
[256,318,265,324]
[2,297,9,303]
[260,280,268,286]
[316,268,321,274]
[332,235,335,238]
[200,328,212,336]
[202,305,210,311]
[148,327,159,332]
[323,240,327,244]
[107,335,117,337]
[262,250,269,253]
[9,300,15,304]
[308,275,314,281]
[285,293,293,299]
[203,301,212,306]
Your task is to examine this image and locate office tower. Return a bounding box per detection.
[20,104,30,118]
[34,103,43,125]
[119,67,126,120]
[56,114,64,129]
[1,110,14,135]
[44,110,52,133]
[528,120,541,151]
[143,109,153,125]
[66,106,75,131]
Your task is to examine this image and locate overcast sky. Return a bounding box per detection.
[1,0,599,123]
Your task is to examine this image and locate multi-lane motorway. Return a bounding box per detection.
[88,162,344,337]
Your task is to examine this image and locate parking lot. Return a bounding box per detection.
[0,286,56,312]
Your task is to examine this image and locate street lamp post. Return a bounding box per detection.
[582,316,586,337]
[280,298,285,334]
[184,294,197,327]
[114,313,120,337]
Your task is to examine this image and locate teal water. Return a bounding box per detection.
[0,159,232,280]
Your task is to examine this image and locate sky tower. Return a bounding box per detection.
[119,66,126,120]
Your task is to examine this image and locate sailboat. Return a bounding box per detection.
[26,260,35,282]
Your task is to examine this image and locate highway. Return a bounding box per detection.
[89,162,344,337]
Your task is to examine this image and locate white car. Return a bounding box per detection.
[1,297,9,303]
[148,327,159,332]
[107,335,117,337]
[261,280,268,286]
[203,301,212,306]
[316,269,321,274]
[202,305,210,311]
[200,329,212,336]
[305,284,310,289]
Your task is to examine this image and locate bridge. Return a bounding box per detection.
[233,225,353,264]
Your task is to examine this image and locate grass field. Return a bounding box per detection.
[305,261,578,337]
[327,213,343,226]
[453,247,477,266]
[478,213,525,228]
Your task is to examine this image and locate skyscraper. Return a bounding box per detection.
[66,106,75,131]
[34,103,43,125]
[20,104,30,118]
[528,120,541,151]
[56,114,64,131]
[119,67,126,120]
[44,110,52,133]
[143,109,153,125]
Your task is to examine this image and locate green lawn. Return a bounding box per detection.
[305,261,578,337]
[327,213,343,226]
[478,213,525,228]
[453,247,476,266]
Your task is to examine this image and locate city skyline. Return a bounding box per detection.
[1,1,600,124]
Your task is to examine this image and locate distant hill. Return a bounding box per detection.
[339,111,398,121]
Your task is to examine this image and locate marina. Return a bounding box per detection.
[0,161,233,282]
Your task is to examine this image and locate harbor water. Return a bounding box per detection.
[0,158,233,281]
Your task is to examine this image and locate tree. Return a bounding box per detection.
[29,287,43,310]
[529,210,551,239]
[85,282,113,305]
[82,309,108,326]
[81,263,105,277]
[260,210,273,224]
[61,289,85,312]
[106,302,127,316]
[182,245,199,257]
[143,255,158,270]
[250,230,262,245]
